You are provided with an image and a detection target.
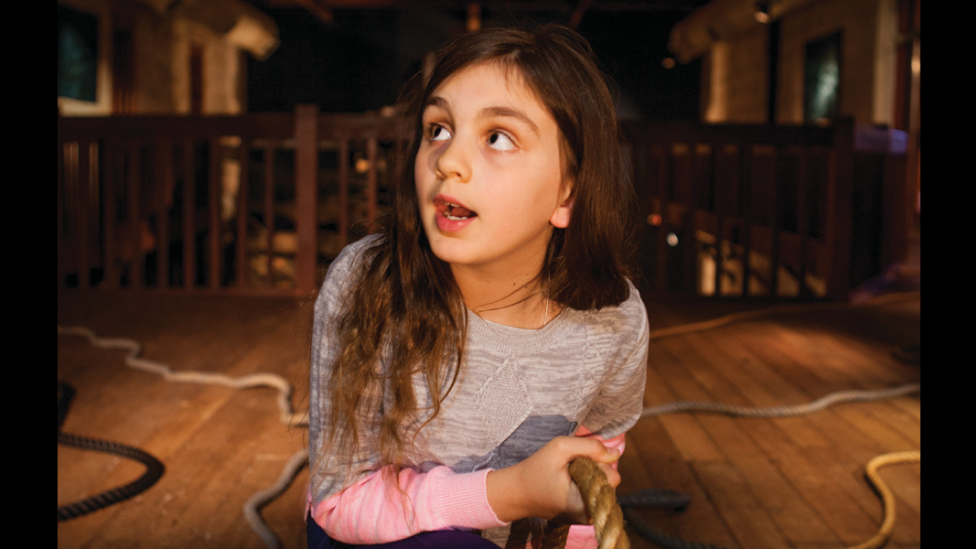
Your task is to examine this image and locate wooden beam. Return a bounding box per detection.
[295,104,319,296]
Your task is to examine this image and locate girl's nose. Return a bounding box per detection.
[434,139,472,183]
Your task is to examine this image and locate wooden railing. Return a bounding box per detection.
[58,106,407,296]
[622,119,909,300]
[58,109,907,300]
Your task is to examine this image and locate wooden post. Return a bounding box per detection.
[795,148,810,298]
[366,136,378,225]
[58,140,66,290]
[338,139,349,249]
[827,119,855,301]
[769,146,780,298]
[103,141,118,289]
[128,143,143,288]
[182,140,196,289]
[157,141,173,289]
[264,144,275,287]
[208,137,221,290]
[295,104,319,295]
[739,145,752,297]
[682,143,698,294]
[236,138,249,288]
[77,141,91,289]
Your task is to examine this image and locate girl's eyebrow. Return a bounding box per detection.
[478,106,539,136]
[424,96,539,136]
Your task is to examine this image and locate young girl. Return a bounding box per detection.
[307,24,649,549]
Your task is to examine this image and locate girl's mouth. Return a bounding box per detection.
[436,198,477,220]
[434,196,477,232]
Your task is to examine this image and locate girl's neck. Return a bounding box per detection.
[452,262,557,330]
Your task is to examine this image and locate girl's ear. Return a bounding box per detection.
[549,180,574,229]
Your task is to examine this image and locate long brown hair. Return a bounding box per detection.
[315,23,640,492]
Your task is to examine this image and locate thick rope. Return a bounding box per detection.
[57,325,305,548]
[57,325,307,428]
[541,457,630,549]
[244,448,311,549]
[57,381,166,522]
[847,451,920,549]
[642,383,920,419]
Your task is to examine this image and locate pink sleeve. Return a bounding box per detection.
[309,465,507,544]
[310,428,626,548]
[564,427,627,549]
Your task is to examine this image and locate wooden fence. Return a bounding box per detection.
[58,106,406,296]
[58,108,908,300]
[623,119,909,301]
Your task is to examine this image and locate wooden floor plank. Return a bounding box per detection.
[654,333,851,548]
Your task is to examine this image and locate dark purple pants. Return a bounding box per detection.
[307,517,499,549]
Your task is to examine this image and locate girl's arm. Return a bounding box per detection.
[310,466,507,544]
[310,429,626,546]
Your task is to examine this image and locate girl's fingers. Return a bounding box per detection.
[552,436,620,464]
[597,461,621,488]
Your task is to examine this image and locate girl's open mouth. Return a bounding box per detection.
[440,201,476,220]
[434,197,477,231]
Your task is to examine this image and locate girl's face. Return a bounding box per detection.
[415,62,572,276]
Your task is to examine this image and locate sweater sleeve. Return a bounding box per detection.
[309,466,507,544]
[308,237,507,544]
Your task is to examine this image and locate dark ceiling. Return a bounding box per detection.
[243,0,711,119]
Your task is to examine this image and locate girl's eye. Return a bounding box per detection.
[487,131,515,151]
[428,125,451,141]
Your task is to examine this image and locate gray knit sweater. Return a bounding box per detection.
[309,235,649,547]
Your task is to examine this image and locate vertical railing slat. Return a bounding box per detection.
[127,143,143,288]
[183,139,196,289]
[827,119,855,301]
[264,144,275,287]
[366,136,377,225]
[208,136,221,290]
[338,139,349,250]
[103,140,118,289]
[58,140,66,290]
[76,141,91,289]
[236,138,249,288]
[795,147,810,298]
[295,105,319,295]
[739,144,752,297]
[711,146,723,297]
[62,142,79,288]
[769,146,781,297]
[683,143,699,294]
[157,140,173,289]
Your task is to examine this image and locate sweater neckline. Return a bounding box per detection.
[465,305,578,355]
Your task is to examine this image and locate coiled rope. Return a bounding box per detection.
[57,325,306,548]
[57,381,166,522]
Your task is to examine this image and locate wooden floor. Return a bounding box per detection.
[57,288,920,549]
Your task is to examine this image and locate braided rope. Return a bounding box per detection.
[57,325,307,428]
[847,451,921,549]
[57,325,305,548]
[642,383,920,419]
[541,457,630,549]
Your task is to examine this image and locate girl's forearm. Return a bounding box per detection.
[310,465,505,544]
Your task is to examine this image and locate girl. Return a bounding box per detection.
[308,23,649,549]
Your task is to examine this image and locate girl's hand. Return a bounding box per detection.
[486,436,621,524]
